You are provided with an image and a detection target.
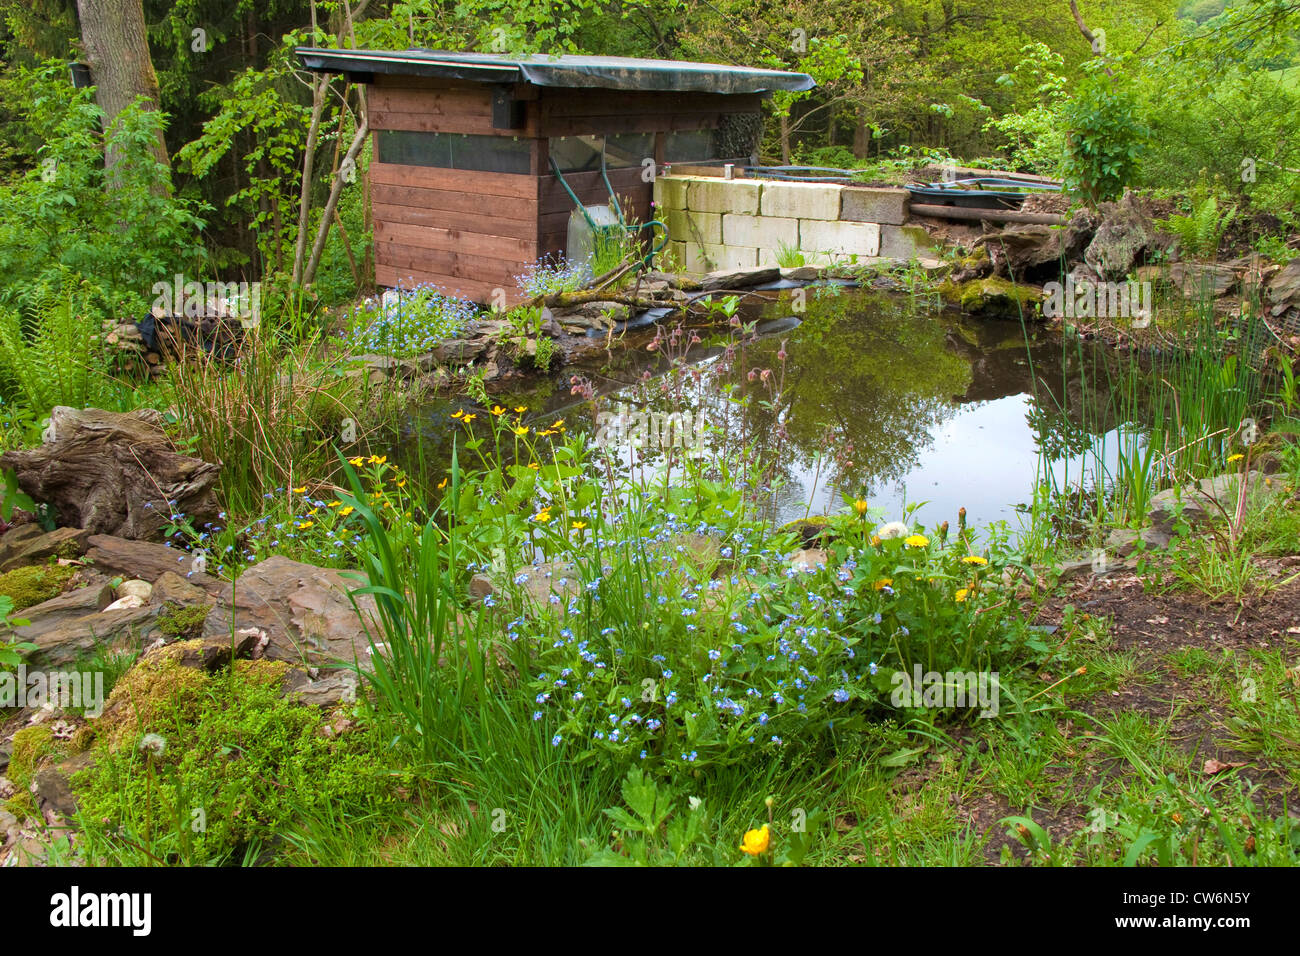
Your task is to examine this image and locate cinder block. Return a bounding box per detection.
[666,208,723,245]
[722,213,797,249]
[663,240,688,271]
[879,224,939,259]
[717,245,759,270]
[799,219,881,259]
[760,180,842,220]
[840,186,909,225]
[682,241,726,273]
[687,178,762,215]
[654,176,691,210]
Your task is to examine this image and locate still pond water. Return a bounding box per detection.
[402,289,1126,532]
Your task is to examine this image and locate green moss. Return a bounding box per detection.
[157,601,210,639]
[5,724,62,818]
[73,661,405,866]
[937,277,1041,319]
[91,642,212,750]
[0,563,76,611]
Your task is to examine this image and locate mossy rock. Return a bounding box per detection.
[4,724,64,818]
[778,516,836,548]
[92,641,215,751]
[157,601,210,639]
[0,563,76,611]
[936,277,1042,320]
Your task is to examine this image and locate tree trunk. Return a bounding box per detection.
[853,107,870,159]
[74,0,170,184]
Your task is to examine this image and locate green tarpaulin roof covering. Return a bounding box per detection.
[296,48,816,94]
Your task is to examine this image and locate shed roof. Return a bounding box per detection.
[296,48,816,95]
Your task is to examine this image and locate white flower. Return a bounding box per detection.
[687,796,703,811]
[139,733,167,757]
[876,521,910,540]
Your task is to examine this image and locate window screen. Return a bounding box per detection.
[548,133,655,173]
[377,130,531,174]
[664,114,762,163]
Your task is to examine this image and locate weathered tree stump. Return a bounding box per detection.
[0,407,220,540]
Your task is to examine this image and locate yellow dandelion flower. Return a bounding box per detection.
[739,825,771,856]
[870,535,881,546]
[961,555,989,566]
[853,499,869,517]
[1227,453,1244,463]
[873,578,892,591]
[955,588,970,603]
[904,534,929,548]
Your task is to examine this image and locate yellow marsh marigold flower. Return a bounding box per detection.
[739,825,771,855]
[348,457,365,466]
[533,509,551,524]
[293,486,307,494]
[339,506,354,517]
[527,462,540,470]
[437,478,448,489]
[451,409,465,419]
[490,405,506,416]
[955,588,970,603]
[853,499,869,517]
[368,455,387,465]
[571,521,587,531]
[513,405,527,413]
[328,500,341,508]
[297,521,314,530]
[514,425,529,436]
[961,555,988,566]
[462,413,477,424]
[904,534,929,548]
[1227,453,1244,463]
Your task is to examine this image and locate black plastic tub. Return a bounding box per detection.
[906,177,1061,210]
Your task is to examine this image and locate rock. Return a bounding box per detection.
[433,337,490,364]
[31,752,94,818]
[16,601,158,668]
[780,265,823,282]
[983,224,1067,283]
[1168,262,1237,298]
[115,579,153,602]
[280,667,359,708]
[559,301,630,328]
[202,555,379,667]
[1147,470,1282,532]
[163,632,260,672]
[150,570,212,606]
[1084,191,1156,281]
[1103,526,1173,558]
[7,578,116,639]
[0,526,90,572]
[788,548,830,571]
[0,407,220,540]
[940,277,1042,320]
[699,267,780,291]
[471,560,583,609]
[84,535,230,600]
[103,594,145,611]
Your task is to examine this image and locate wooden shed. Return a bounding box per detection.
[296,49,814,304]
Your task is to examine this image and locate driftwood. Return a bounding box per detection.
[0,407,220,540]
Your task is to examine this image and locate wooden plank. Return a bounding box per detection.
[374,219,537,261]
[370,108,538,137]
[370,182,538,223]
[370,86,492,114]
[370,162,536,199]
[372,201,536,239]
[540,89,762,117]
[375,263,528,305]
[539,112,719,137]
[375,240,530,287]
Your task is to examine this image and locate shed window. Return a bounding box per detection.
[664,114,763,163]
[548,134,655,173]
[377,130,531,174]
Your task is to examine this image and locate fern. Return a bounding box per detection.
[1158,186,1237,260]
[0,270,110,414]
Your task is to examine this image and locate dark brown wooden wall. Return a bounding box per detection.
[367,76,761,303]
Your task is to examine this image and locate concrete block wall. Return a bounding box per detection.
[653,175,926,273]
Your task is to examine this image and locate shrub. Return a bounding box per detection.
[341,284,475,358]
